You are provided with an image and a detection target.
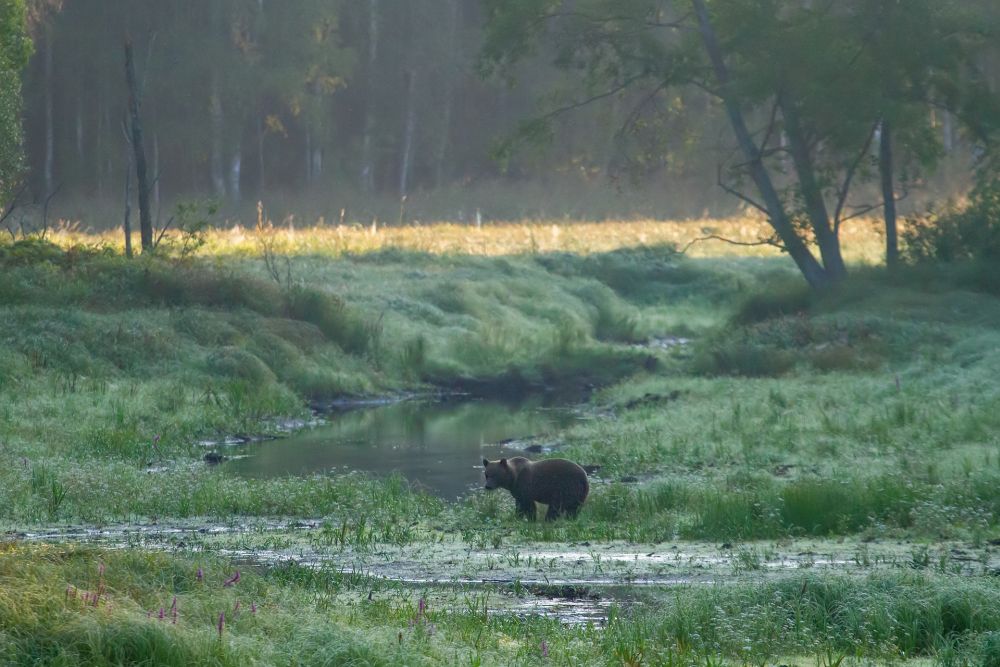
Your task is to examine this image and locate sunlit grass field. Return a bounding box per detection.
[2,216,1000,665]
[46,212,889,263]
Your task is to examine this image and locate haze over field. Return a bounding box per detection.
[13,0,1000,224]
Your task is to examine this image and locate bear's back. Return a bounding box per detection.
[517,458,589,507]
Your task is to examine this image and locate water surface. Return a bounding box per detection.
[226,395,581,498]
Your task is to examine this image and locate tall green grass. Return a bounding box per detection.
[5,543,1000,666]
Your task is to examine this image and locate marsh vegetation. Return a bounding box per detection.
[0,217,998,665]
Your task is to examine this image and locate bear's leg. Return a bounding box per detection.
[545,504,562,521]
[516,499,537,520]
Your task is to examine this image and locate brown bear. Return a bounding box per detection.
[481,456,589,520]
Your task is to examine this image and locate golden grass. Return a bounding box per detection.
[41,214,891,263]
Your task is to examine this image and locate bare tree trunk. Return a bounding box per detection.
[312,146,322,181]
[123,148,133,259]
[104,105,113,198]
[879,118,898,269]
[399,70,417,198]
[96,99,104,199]
[43,26,54,198]
[125,39,153,252]
[434,0,460,188]
[304,127,312,185]
[603,91,621,175]
[691,0,830,288]
[780,96,847,280]
[76,98,84,166]
[229,142,242,202]
[942,110,954,153]
[256,112,265,193]
[360,0,379,192]
[209,72,226,197]
[153,131,160,218]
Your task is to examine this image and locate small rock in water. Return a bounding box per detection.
[204,452,227,465]
[619,475,639,483]
[523,444,544,454]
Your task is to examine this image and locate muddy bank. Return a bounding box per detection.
[15,521,998,625]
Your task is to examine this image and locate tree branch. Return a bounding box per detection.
[0,182,29,234]
[541,10,689,31]
[680,233,783,254]
[717,164,770,216]
[833,121,879,233]
[153,214,175,249]
[839,189,910,225]
[615,79,670,142]
[534,74,645,124]
[41,182,62,239]
[756,96,782,153]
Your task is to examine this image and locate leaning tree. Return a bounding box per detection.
[481,0,1000,288]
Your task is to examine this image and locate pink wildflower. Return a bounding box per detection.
[217,612,225,638]
[196,567,203,582]
[541,640,549,658]
[223,570,240,587]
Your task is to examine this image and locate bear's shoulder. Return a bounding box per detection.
[506,456,532,474]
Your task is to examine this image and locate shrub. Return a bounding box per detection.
[0,237,65,265]
[903,173,1000,263]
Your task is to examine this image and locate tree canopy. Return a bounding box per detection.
[482,0,1000,286]
[8,1,1000,242]
[0,0,30,205]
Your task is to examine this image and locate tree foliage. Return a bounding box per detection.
[481,0,1000,286]
[10,0,1000,235]
[0,0,31,205]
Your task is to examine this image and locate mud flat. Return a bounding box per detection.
[16,521,997,625]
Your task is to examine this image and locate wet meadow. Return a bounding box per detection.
[2,216,1000,665]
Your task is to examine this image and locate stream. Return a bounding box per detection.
[223,394,584,498]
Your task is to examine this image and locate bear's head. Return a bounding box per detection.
[482,458,516,491]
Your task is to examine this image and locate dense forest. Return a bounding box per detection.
[16,0,1000,223]
[25,0,658,213]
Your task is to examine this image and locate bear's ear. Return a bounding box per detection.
[482,458,489,467]
[500,458,508,467]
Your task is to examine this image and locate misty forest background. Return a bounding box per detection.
[19,0,1000,225]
